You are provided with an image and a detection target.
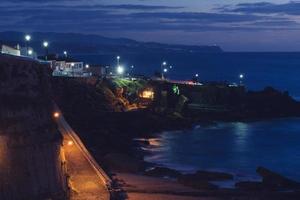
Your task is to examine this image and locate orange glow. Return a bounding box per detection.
[67,140,74,146]
[140,89,154,99]
[53,112,60,118]
[148,138,161,146]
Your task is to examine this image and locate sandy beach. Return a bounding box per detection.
[113,173,220,200]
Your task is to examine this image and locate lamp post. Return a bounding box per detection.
[117,56,120,67]
[63,51,67,57]
[43,41,49,60]
[161,61,167,79]
[25,34,31,56]
[239,74,244,85]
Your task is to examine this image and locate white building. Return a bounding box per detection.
[1,44,21,56]
[42,55,89,77]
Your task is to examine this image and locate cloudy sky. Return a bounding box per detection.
[1,0,300,51]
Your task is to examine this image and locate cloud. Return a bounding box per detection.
[131,12,272,23]
[0,0,299,34]
[222,1,300,15]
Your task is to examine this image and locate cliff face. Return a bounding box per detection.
[0,55,68,200]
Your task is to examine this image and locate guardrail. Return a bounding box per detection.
[53,104,112,193]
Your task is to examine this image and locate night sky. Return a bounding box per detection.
[1,0,300,51]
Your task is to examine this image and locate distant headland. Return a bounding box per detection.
[0,31,223,55]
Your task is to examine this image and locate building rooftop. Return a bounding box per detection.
[38,54,81,62]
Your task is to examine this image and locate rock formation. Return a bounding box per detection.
[0,55,68,200]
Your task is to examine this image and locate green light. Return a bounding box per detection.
[172,85,180,95]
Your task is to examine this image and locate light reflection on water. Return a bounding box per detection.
[143,118,300,181]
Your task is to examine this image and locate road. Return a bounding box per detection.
[54,108,111,200]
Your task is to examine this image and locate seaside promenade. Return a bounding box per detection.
[55,107,111,200]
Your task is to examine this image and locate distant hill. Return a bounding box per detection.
[0,31,223,55]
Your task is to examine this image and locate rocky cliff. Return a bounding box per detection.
[0,55,68,200]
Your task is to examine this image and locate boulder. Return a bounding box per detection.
[257,167,300,190]
[144,167,182,178]
[235,181,265,191]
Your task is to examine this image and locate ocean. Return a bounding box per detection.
[77,52,300,182]
[143,118,300,183]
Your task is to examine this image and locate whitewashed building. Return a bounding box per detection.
[1,44,21,56]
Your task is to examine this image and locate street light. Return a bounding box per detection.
[63,51,67,57]
[25,34,31,56]
[85,64,90,69]
[53,112,60,119]
[163,68,168,73]
[28,49,33,56]
[161,61,167,79]
[117,65,124,75]
[239,74,244,85]
[117,56,120,66]
[67,140,74,146]
[43,41,49,60]
[25,34,31,42]
[195,73,199,78]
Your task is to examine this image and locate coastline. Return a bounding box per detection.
[52,78,300,199]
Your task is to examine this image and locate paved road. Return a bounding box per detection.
[55,109,111,200]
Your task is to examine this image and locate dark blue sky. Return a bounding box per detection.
[1,0,300,51]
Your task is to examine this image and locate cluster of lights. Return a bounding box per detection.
[23,34,52,58]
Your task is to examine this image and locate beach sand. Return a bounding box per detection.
[113,173,220,200]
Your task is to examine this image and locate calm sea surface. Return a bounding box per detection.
[143,119,300,182]
[77,52,300,181]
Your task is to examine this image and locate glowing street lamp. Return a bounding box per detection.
[195,73,199,78]
[28,49,33,56]
[161,61,167,79]
[25,34,31,56]
[239,74,244,85]
[43,41,49,60]
[163,68,168,73]
[63,51,68,57]
[85,64,90,69]
[43,41,48,48]
[67,140,74,146]
[25,34,31,42]
[117,56,120,66]
[117,65,124,75]
[53,112,60,119]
